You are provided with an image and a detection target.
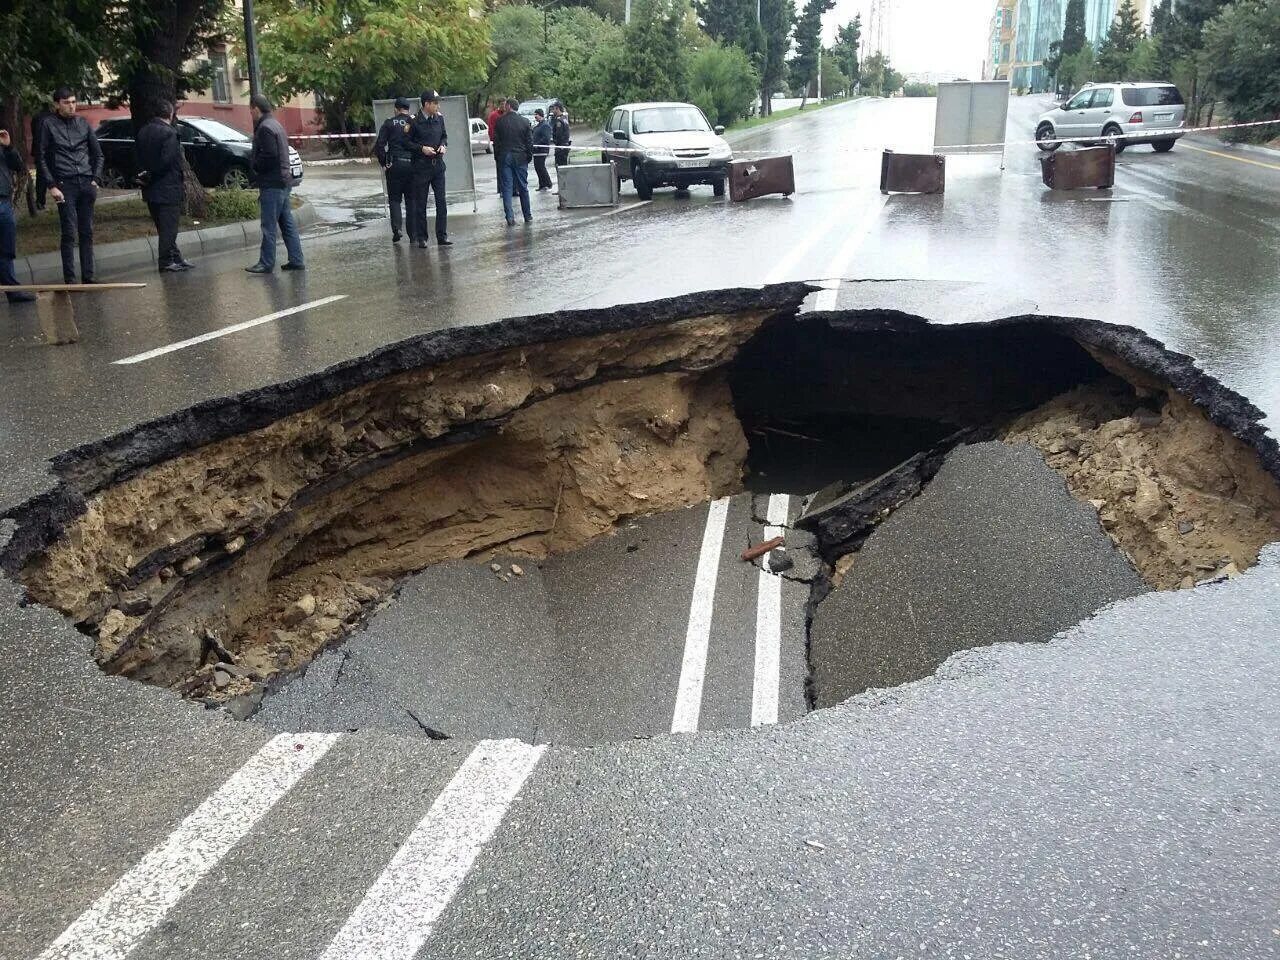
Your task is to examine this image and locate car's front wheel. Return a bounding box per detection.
[632,160,653,200]
[713,175,726,197]
[1104,124,1126,154]
[1152,139,1176,153]
[1036,124,1059,152]
[221,165,250,189]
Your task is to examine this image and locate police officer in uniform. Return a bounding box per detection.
[410,89,451,248]
[373,97,417,242]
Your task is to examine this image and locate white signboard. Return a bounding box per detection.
[934,81,1010,161]
[372,95,477,210]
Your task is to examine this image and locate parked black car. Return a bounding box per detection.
[95,115,302,189]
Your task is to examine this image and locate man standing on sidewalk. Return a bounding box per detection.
[550,102,572,170]
[245,94,304,274]
[373,97,417,243]
[37,86,102,284]
[1,126,37,303]
[135,101,193,273]
[409,89,451,248]
[494,98,534,226]
[531,109,553,191]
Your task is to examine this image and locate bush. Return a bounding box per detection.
[204,187,261,222]
[687,42,760,127]
[902,82,937,98]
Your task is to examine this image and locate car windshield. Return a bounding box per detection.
[632,106,710,134]
[1121,86,1184,107]
[519,102,549,116]
[182,117,251,142]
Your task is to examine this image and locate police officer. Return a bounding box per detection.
[374,97,417,243]
[410,89,451,248]
[550,102,572,169]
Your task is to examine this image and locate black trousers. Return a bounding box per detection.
[412,162,447,242]
[533,155,553,189]
[35,171,49,208]
[147,201,182,266]
[554,148,570,167]
[56,176,96,282]
[386,166,414,238]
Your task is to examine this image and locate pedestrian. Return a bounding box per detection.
[488,101,508,195]
[409,89,451,248]
[1,125,37,304]
[550,102,572,169]
[37,86,102,284]
[373,96,417,243]
[30,104,53,210]
[135,100,193,273]
[494,98,534,226]
[531,109,553,191]
[245,94,304,274]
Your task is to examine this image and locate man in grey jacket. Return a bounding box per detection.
[37,86,103,283]
[245,94,304,274]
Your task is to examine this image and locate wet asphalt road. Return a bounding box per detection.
[2,97,1279,959]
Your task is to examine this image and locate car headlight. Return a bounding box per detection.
[709,142,731,159]
[645,146,675,160]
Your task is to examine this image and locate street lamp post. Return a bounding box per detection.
[241,0,263,100]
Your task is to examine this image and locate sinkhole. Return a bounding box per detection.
[6,286,1280,745]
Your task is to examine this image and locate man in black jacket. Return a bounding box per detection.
[37,86,103,283]
[373,97,417,242]
[550,103,572,168]
[135,101,193,272]
[531,109,553,191]
[1,125,36,303]
[245,94,304,274]
[494,98,534,226]
[409,89,451,248]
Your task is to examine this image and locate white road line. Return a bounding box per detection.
[320,739,545,960]
[751,494,791,727]
[671,497,732,734]
[112,295,348,365]
[810,195,888,311]
[599,199,653,217]
[36,733,340,960]
[763,194,865,286]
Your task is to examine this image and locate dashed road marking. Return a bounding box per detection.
[35,733,340,960]
[319,739,545,960]
[752,494,791,727]
[112,295,348,364]
[671,497,732,734]
[811,195,888,311]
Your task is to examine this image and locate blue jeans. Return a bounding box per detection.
[1,199,21,291]
[498,155,532,223]
[257,186,303,269]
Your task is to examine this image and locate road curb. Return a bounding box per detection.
[18,200,318,283]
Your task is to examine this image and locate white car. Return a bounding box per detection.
[469,118,491,154]
[1036,82,1186,154]
[600,102,733,200]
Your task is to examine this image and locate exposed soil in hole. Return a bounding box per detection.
[6,292,1280,733]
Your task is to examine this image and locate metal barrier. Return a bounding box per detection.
[880,151,946,194]
[1040,146,1116,190]
[728,156,795,202]
[557,163,620,209]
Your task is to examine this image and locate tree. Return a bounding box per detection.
[757,0,795,114]
[901,81,936,98]
[1201,0,1280,141]
[688,41,759,125]
[1058,43,1095,95]
[542,8,626,124]
[1095,0,1146,81]
[614,0,690,105]
[251,0,490,133]
[859,51,900,97]
[831,16,861,90]
[697,0,765,52]
[475,4,548,111]
[790,0,834,106]
[819,49,848,98]
[1062,0,1087,57]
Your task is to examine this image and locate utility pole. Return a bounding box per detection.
[625,0,630,23]
[241,0,263,100]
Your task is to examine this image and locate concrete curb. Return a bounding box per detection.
[18,200,318,283]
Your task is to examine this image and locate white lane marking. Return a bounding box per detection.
[36,733,340,960]
[599,199,652,217]
[112,295,348,365]
[320,739,545,960]
[810,195,888,311]
[762,194,865,286]
[752,494,791,727]
[671,497,732,734]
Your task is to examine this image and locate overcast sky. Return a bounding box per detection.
[825,0,994,80]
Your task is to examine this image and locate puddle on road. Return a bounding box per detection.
[7,291,1280,739]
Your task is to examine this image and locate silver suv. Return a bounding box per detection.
[601,102,733,199]
[1036,82,1186,154]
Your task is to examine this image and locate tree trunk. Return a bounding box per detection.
[1,96,36,217]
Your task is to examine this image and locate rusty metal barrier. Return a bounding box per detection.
[728,155,795,202]
[880,151,946,194]
[1040,146,1116,190]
